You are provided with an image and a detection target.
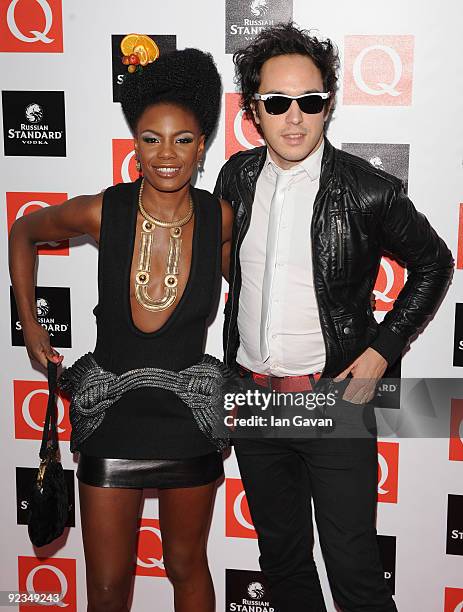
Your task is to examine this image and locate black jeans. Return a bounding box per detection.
[233,381,397,612]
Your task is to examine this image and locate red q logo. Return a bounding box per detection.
[449,399,463,462]
[225,93,265,159]
[377,441,399,504]
[6,192,69,255]
[135,518,166,578]
[14,380,71,441]
[445,587,463,612]
[374,256,406,312]
[18,556,76,611]
[225,478,256,539]
[0,0,63,53]
[343,35,414,106]
[112,139,139,185]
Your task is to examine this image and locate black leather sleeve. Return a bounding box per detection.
[369,186,454,365]
[213,166,225,200]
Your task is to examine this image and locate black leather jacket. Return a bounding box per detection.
[214,138,454,378]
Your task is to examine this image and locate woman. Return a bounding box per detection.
[9,45,233,612]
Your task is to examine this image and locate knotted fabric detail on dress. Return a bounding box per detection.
[58,353,232,452]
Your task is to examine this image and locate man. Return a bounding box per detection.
[215,23,453,612]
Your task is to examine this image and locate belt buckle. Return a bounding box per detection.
[254,372,271,390]
[271,376,285,393]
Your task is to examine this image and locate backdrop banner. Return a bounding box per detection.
[1,1,462,611]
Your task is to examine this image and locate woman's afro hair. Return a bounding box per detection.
[120,47,222,139]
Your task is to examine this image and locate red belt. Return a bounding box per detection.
[238,366,322,392]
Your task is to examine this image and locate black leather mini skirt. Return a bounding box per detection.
[76,452,224,489]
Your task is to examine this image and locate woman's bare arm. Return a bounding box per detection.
[8,193,103,367]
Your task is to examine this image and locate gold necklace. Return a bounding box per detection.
[135,178,194,312]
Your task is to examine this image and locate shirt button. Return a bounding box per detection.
[272,334,277,339]
[343,326,351,334]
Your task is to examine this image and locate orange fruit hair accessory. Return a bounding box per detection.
[121,34,160,74]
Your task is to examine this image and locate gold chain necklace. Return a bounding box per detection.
[135,178,194,312]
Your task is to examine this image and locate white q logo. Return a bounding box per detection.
[377,452,389,495]
[233,490,254,531]
[22,388,66,434]
[121,149,136,183]
[7,0,54,44]
[454,600,463,612]
[353,45,402,97]
[234,109,265,151]
[25,564,69,607]
[136,525,165,569]
[374,258,395,303]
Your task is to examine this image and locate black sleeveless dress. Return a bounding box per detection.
[76,178,224,488]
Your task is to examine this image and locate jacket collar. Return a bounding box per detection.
[236,136,343,212]
[240,136,336,183]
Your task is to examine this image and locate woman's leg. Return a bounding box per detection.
[159,481,217,612]
[78,481,143,612]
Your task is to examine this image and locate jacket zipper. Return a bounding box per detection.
[309,184,334,380]
[336,214,344,272]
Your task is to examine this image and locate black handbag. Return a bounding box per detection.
[28,360,69,547]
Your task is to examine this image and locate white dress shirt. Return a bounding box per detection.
[236,141,326,376]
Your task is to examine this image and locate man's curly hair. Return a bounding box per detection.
[233,23,340,121]
[120,47,221,139]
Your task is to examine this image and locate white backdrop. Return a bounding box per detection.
[1,1,462,610]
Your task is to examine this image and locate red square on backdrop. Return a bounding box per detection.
[449,399,463,461]
[377,441,399,504]
[444,587,463,612]
[374,255,406,312]
[343,35,414,106]
[6,192,68,255]
[112,138,138,185]
[0,0,63,53]
[134,518,167,578]
[225,93,264,159]
[17,556,76,611]
[14,379,71,441]
[225,477,256,539]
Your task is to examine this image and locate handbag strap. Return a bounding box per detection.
[39,360,58,460]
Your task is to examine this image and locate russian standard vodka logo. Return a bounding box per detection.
[369,156,385,170]
[2,90,66,156]
[7,0,54,43]
[36,297,50,316]
[226,0,293,54]
[25,103,43,123]
[250,0,268,17]
[247,581,265,599]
